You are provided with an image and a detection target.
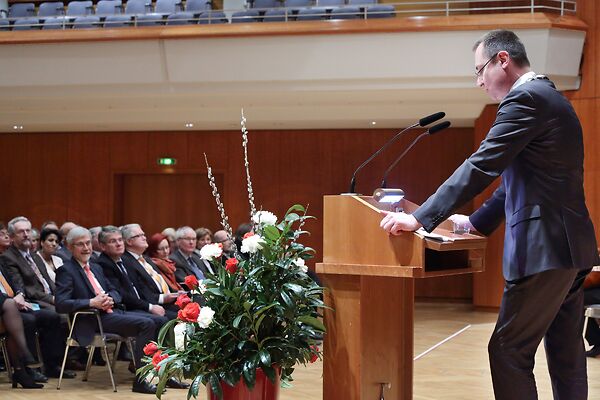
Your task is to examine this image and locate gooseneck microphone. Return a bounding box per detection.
[347,112,445,194]
[380,121,451,188]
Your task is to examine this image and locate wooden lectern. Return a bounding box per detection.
[315,195,487,400]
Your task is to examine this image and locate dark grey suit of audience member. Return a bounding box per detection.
[55,246,72,262]
[120,251,178,320]
[96,252,169,330]
[170,249,212,283]
[55,258,155,368]
[1,245,55,308]
[413,77,599,400]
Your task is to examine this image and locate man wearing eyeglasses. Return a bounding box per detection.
[380,30,598,400]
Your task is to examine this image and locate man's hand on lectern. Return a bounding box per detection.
[380,211,422,235]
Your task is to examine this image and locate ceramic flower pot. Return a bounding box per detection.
[206,368,280,400]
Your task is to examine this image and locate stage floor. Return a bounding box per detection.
[2,302,599,399]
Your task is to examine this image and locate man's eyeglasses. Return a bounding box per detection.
[475,52,498,78]
[130,233,146,240]
[73,240,92,248]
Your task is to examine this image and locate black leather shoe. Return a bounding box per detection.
[26,368,48,383]
[166,377,190,389]
[65,359,87,371]
[586,345,600,358]
[132,380,160,394]
[46,367,77,379]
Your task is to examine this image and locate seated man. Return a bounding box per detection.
[55,226,159,394]
[585,264,600,357]
[170,226,214,283]
[120,224,180,320]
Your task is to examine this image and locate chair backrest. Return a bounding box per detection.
[125,0,152,14]
[185,0,211,12]
[154,0,183,13]
[73,15,100,28]
[198,10,227,24]
[231,9,260,23]
[12,17,40,30]
[66,1,94,16]
[252,0,281,9]
[347,0,376,4]
[38,2,65,17]
[9,3,36,18]
[284,0,312,7]
[317,0,343,6]
[96,0,123,15]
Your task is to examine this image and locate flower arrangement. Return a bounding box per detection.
[138,112,326,399]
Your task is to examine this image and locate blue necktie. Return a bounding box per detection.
[187,257,205,280]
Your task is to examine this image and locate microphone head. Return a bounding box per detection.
[418,112,445,127]
[427,121,451,135]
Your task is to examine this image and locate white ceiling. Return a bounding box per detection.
[0,25,585,132]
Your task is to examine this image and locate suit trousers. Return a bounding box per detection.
[99,310,155,368]
[584,287,600,347]
[489,268,588,400]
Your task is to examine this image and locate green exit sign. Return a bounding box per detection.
[157,157,177,166]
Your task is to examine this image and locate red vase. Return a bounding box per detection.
[206,368,280,400]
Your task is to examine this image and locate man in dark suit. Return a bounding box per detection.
[170,226,213,283]
[380,30,599,400]
[120,224,179,320]
[55,221,77,262]
[55,226,159,394]
[0,216,75,381]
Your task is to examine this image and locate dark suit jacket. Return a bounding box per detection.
[121,251,171,304]
[0,245,55,305]
[96,252,150,312]
[55,258,123,346]
[169,249,212,283]
[414,77,599,281]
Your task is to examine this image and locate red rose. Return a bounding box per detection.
[243,231,255,239]
[152,350,168,370]
[310,345,319,363]
[175,294,191,309]
[184,275,198,289]
[178,302,200,322]
[225,258,238,274]
[143,342,158,356]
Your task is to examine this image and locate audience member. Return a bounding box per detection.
[121,224,179,320]
[146,233,183,292]
[1,217,55,309]
[89,226,102,261]
[0,291,43,389]
[55,226,159,394]
[171,226,213,283]
[0,223,10,254]
[33,228,63,283]
[56,222,77,261]
[30,229,40,253]
[214,230,234,259]
[41,221,59,231]
[195,227,213,254]
[161,227,177,254]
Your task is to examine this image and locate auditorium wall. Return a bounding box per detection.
[0,127,476,300]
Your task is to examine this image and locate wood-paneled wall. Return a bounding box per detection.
[0,126,475,299]
[472,0,600,307]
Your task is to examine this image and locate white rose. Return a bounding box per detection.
[198,280,207,294]
[200,243,223,260]
[174,323,187,351]
[252,211,278,226]
[293,258,308,273]
[241,234,266,254]
[197,306,215,329]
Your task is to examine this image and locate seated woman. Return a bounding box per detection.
[0,293,43,389]
[0,223,10,254]
[146,233,183,292]
[34,228,63,283]
[195,227,213,255]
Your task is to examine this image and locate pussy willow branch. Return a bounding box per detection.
[204,153,238,255]
[241,109,257,220]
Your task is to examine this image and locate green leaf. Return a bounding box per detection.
[209,373,222,400]
[262,224,280,241]
[157,318,178,346]
[243,301,253,311]
[298,315,326,331]
[283,282,304,295]
[258,349,271,367]
[280,290,294,308]
[285,213,301,223]
[253,313,266,332]
[233,314,244,328]
[188,375,203,400]
[242,360,257,388]
[285,204,305,215]
[254,302,277,319]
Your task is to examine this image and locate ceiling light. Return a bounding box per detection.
[13,125,23,130]
[371,121,377,126]
[185,123,194,128]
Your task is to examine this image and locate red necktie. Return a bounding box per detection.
[83,264,113,313]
